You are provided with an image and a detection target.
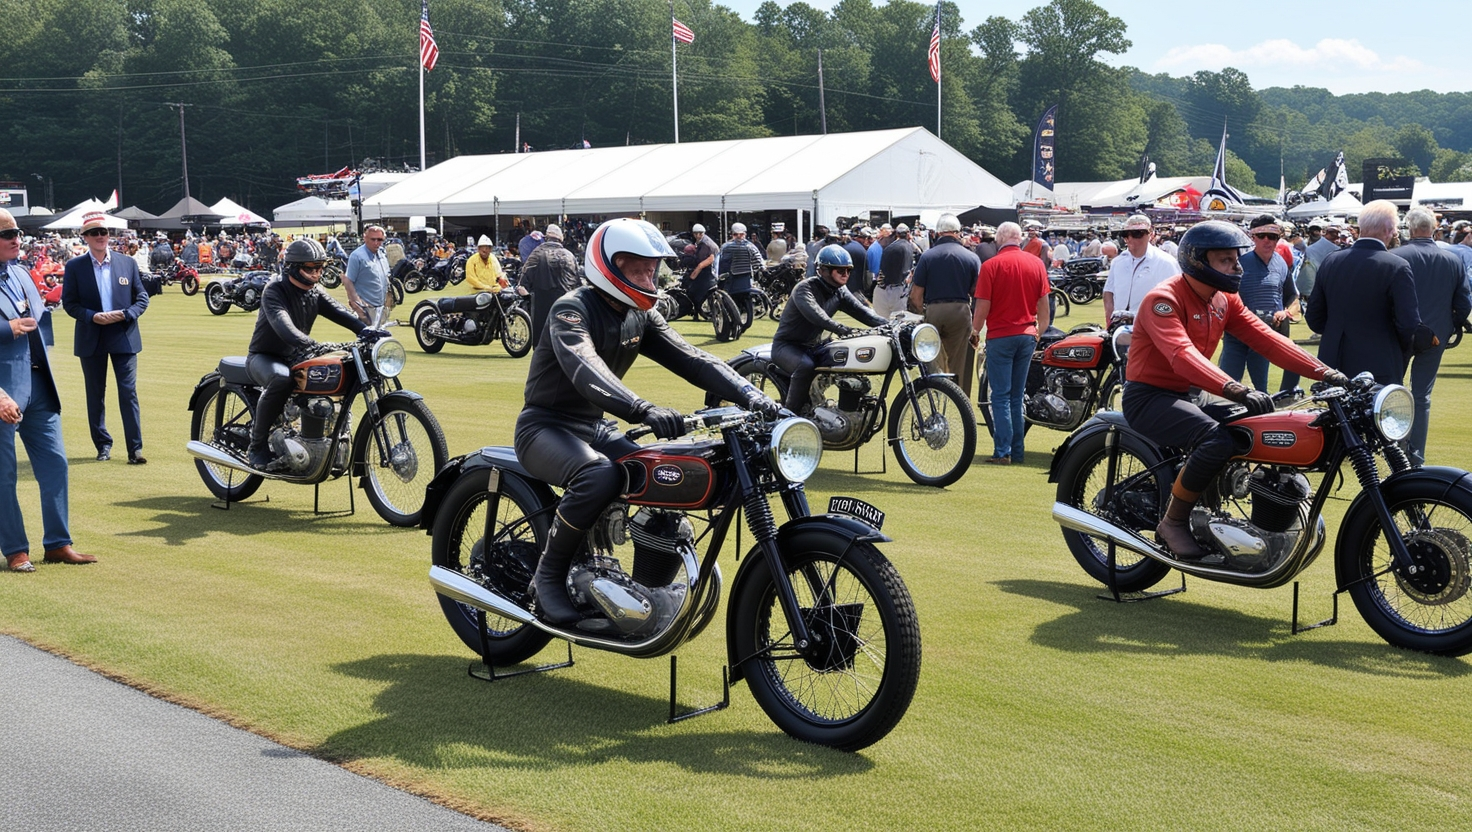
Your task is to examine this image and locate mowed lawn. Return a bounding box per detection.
[5,279,1472,831]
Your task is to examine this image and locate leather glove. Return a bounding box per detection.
[1321,369,1351,388]
[360,328,389,343]
[1223,382,1274,416]
[641,406,687,440]
[835,325,857,338]
[743,388,783,420]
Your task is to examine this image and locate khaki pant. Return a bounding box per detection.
[923,301,972,377]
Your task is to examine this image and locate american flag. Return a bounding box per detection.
[673,18,695,44]
[419,0,439,72]
[927,6,941,83]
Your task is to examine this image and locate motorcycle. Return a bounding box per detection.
[712,315,976,487]
[977,316,1131,439]
[185,327,449,527]
[410,288,532,357]
[422,406,921,750]
[319,254,347,289]
[758,258,805,322]
[1050,373,1472,656]
[204,270,273,315]
[423,249,470,291]
[1055,257,1106,304]
[159,261,201,296]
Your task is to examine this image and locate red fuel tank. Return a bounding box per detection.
[618,439,727,509]
[1041,332,1107,369]
[1231,411,1325,467]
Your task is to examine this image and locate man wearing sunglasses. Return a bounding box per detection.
[1102,214,1175,322]
[61,212,149,464]
[1217,214,1297,391]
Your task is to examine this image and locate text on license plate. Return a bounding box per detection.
[828,496,884,530]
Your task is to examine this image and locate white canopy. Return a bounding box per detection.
[211,197,270,226]
[363,128,1013,224]
[1286,190,1364,220]
[43,198,126,230]
[273,195,352,225]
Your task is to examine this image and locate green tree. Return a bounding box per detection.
[1392,123,1438,175]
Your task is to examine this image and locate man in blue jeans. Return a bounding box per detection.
[1220,214,1296,390]
[970,222,1051,464]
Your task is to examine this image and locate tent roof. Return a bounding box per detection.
[273,195,352,225]
[154,196,225,220]
[1285,190,1364,219]
[43,199,126,230]
[110,205,157,221]
[210,197,270,226]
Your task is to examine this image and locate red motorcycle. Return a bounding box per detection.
[977,316,1131,439]
[160,261,201,295]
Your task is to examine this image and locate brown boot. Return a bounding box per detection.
[1155,476,1206,559]
[43,545,97,565]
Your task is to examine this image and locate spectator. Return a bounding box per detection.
[873,224,917,319]
[765,222,788,261]
[344,224,392,325]
[716,223,765,333]
[518,229,543,262]
[909,213,980,380]
[843,228,872,300]
[1218,215,1296,392]
[149,234,174,271]
[970,222,1051,465]
[1102,214,1175,321]
[464,235,506,291]
[180,235,200,267]
[519,223,582,348]
[685,223,720,309]
[804,224,830,278]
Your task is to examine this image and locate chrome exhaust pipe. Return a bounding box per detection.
[187,441,259,475]
[429,565,536,625]
[1052,502,1164,557]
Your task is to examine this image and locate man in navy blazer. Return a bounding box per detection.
[61,212,150,464]
[1306,200,1435,386]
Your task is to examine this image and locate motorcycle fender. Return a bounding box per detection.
[1332,466,1472,587]
[725,514,891,682]
[418,446,555,532]
[186,371,223,413]
[1046,411,1138,483]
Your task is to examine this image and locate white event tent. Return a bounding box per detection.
[43,198,127,231]
[363,128,1012,232]
[273,195,353,226]
[211,197,270,226]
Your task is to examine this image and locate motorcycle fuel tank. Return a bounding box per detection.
[1231,411,1325,467]
[619,439,727,509]
[292,354,347,395]
[1041,332,1107,369]
[814,334,893,373]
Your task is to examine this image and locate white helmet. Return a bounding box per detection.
[584,218,675,310]
[476,234,493,247]
[731,222,747,235]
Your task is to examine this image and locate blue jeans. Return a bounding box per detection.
[985,334,1035,459]
[1408,345,1444,465]
[0,373,70,557]
[1218,333,1269,391]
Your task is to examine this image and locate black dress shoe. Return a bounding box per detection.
[96,447,111,461]
[128,453,147,465]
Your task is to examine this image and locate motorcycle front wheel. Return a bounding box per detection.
[402,272,424,294]
[204,282,231,315]
[319,263,343,289]
[432,470,553,664]
[1340,483,1472,656]
[414,313,445,354]
[501,307,533,358]
[390,277,406,307]
[1050,287,1070,318]
[704,290,741,343]
[181,273,200,296]
[190,387,263,502]
[731,536,921,751]
[1053,428,1172,593]
[888,377,976,488]
[354,397,449,527]
[1067,281,1095,304]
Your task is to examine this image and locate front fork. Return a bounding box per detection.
[1334,400,1420,575]
[729,432,813,650]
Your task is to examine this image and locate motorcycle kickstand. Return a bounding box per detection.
[211,467,269,511]
[1290,580,1340,634]
[668,654,730,724]
[312,476,354,517]
[467,609,574,682]
[1095,424,1185,603]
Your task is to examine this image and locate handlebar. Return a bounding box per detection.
[624,406,773,441]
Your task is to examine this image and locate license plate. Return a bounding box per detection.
[828,496,884,530]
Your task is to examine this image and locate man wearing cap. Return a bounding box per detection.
[686,223,720,306]
[1080,231,1102,258]
[909,213,980,379]
[62,211,149,465]
[520,223,581,348]
[464,234,507,292]
[1102,214,1176,322]
[874,224,918,319]
[717,223,765,333]
[805,225,831,278]
[1022,223,1048,263]
[843,228,873,300]
[1217,215,1297,391]
[765,222,788,261]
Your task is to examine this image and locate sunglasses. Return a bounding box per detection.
[1253,233,1281,241]
[0,228,23,240]
[299,262,326,272]
[1122,229,1150,239]
[83,228,112,237]
[827,267,852,275]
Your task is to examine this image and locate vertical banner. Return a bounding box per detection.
[1032,105,1058,191]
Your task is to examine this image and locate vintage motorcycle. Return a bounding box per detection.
[423,406,921,750]
[978,317,1131,439]
[409,289,532,357]
[1055,256,1107,304]
[204,270,273,315]
[1050,373,1472,656]
[422,249,470,291]
[159,261,201,295]
[319,254,346,289]
[185,328,449,526]
[713,316,976,487]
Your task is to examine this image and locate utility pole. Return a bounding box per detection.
[165,102,192,200]
[117,102,124,205]
[817,49,828,135]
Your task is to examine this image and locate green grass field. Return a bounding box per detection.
[4,282,1472,831]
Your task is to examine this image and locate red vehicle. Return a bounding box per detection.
[978,318,1131,438]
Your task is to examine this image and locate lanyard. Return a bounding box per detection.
[0,266,29,310]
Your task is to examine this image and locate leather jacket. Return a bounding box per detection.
[248,276,365,359]
[773,275,887,348]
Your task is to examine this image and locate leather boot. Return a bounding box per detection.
[1155,475,1206,560]
[529,514,585,625]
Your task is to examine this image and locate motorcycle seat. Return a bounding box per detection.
[217,356,253,386]
[1038,326,1069,344]
[436,293,493,313]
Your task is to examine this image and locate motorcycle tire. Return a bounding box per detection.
[190,387,263,502]
[1067,281,1095,305]
[181,273,200,296]
[705,290,741,343]
[390,277,405,307]
[1050,287,1070,319]
[1053,427,1173,593]
[501,307,533,358]
[887,377,976,488]
[1448,324,1466,349]
[767,282,794,321]
[1338,480,1472,656]
[204,282,231,315]
[414,312,445,354]
[730,533,921,751]
[665,287,694,321]
[319,264,343,289]
[427,273,448,292]
[974,365,1034,440]
[704,354,785,409]
[353,397,449,527]
[403,272,424,294]
[1097,368,1123,413]
[241,292,261,313]
[749,289,772,323]
[432,469,554,664]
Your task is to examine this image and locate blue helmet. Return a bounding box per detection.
[816,244,852,268]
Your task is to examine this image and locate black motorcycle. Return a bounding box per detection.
[1056,257,1106,304]
[423,250,470,291]
[410,289,533,357]
[204,270,273,315]
[319,254,347,289]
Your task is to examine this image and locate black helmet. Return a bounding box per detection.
[1177,221,1251,293]
[283,238,326,263]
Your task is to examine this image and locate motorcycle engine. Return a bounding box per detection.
[809,375,879,448]
[1190,465,1316,572]
[1024,369,1092,429]
[267,427,333,476]
[628,508,696,588]
[298,396,337,440]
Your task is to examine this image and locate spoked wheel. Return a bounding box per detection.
[730,535,921,751]
[703,356,787,409]
[204,282,231,315]
[1067,281,1095,304]
[750,289,772,322]
[767,281,794,321]
[704,290,741,342]
[1053,428,1172,593]
[432,470,553,664]
[1050,287,1070,318]
[502,307,533,357]
[353,397,449,526]
[190,387,263,502]
[181,273,200,296]
[414,313,445,354]
[390,277,405,306]
[1098,369,1122,412]
[888,377,976,487]
[320,263,343,289]
[1340,484,1472,656]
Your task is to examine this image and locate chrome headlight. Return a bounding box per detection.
[909,323,942,364]
[371,338,407,378]
[1372,384,1414,442]
[769,417,822,482]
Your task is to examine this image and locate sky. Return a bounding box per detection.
[717,1,1467,96]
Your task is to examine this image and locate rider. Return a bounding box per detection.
[244,238,369,471]
[771,244,888,415]
[464,234,506,291]
[515,218,782,626]
[1123,221,1349,559]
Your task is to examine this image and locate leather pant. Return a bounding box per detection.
[772,340,817,413]
[246,353,292,456]
[1121,381,1241,494]
[514,407,638,530]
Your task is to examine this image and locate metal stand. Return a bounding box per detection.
[467,610,574,682]
[668,654,730,724]
[210,468,269,511]
[312,476,355,517]
[1290,581,1340,634]
[1096,424,1186,603]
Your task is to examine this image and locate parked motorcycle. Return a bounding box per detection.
[758,259,804,321]
[410,289,532,357]
[185,328,449,526]
[423,406,921,750]
[1050,373,1472,655]
[204,270,273,315]
[1055,257,1107,304]
[319,254,346,289]
[159,261,201,295]
[712,316,976,487]
[394,256,427,294]
[977,317,1131,439]
[423,250,470,291]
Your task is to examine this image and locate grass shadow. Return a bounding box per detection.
[110,495,409,546]
[809,466,939,497]
[319,652,873,777]
[995,578,1472,679]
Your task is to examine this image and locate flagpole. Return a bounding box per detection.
[935,5,941,139]
[671,1,679,144]
[419,56,426,170]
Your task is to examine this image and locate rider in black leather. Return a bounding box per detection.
[245,238,366,471]
[515,218,781,626]
[771,244,888,413]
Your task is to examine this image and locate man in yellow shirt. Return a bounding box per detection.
[464,235,506,291]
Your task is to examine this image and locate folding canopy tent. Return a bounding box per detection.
[43,199,126,230]
[272,195,352,226]
[142,197,226,229]
[211,197,270,226]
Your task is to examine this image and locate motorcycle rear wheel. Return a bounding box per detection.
[354,397,448,527]
[704,290,741,343]
[731,536,920,751]
[191,387,263,502]
[403,272,424,293]
[319,264,343,289]
[1340,485,1472,656]
[888,377,976,488]
[750,289,772,322]
[502,307,533,358]
[390,277,405,307]
[414,313,445,354]
[432,470,553,664]
[1054,428,1172,593]
[204,282,231,315]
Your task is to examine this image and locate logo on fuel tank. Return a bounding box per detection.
[1261,430,1296,447]
[652,464,684,485]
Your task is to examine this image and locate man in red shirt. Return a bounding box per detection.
[970,222,1051,464]
[1124,221,1348,558]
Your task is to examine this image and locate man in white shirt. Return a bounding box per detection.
[1102,214,1176,321]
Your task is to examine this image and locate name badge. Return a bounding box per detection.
[14,298,27,314]
[119,277,129,286]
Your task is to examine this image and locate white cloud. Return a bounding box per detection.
[1155,37,1425,75]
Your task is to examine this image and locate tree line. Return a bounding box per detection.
[3,0,1468,214]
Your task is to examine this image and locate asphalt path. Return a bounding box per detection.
[0,636,507,832]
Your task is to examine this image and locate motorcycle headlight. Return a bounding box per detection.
[769,417,822,483]
[1372,384,1414,442]
[371,338,407,378]
[909,323,943,364]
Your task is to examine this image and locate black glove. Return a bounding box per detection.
[835,325,857,338]
[1224,382,1274,416]
[743,388,783,420]
[361,328,389,343]
[1321,369,1350,388]
[641,406,687,440]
